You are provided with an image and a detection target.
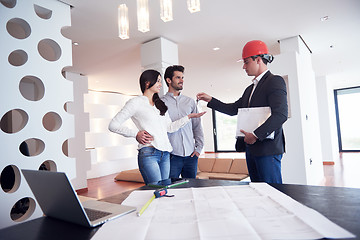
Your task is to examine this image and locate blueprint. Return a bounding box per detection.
[92,183,355,240]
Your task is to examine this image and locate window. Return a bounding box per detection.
[212,110,237,152]
[334,86,360,152]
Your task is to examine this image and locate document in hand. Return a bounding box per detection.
[236,106,273,138]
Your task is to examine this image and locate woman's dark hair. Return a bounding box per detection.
[139,69,168,116]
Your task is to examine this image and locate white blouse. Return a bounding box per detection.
[108,95,190,152]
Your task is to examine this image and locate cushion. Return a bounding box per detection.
[196,172,210,179]
[229,158,248,174]
[197,172,248,181]
[197,158,215,172]
[211,158,232,173]
[208,173,248,181]
[114,169,144,183]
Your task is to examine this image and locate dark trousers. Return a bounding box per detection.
[169,154,198,179]
[245,147,283,184]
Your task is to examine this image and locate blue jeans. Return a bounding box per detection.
[245,147,283,184]
[138,147,170,185]
[169,154,198,179]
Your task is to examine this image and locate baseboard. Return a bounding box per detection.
[75,187,88,194]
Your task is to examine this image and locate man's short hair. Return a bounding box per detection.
[164,65,184,87]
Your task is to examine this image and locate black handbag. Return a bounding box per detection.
[235,137,246,152]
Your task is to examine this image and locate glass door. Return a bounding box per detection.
[334,86,360,152]
[212,110,237,152]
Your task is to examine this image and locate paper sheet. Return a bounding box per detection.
[92,183,355,240]
[236,107,273,138]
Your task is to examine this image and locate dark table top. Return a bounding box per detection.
[270,183,360,240]
[1,179,359,240]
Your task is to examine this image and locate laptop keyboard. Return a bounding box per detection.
[84,208,112,221]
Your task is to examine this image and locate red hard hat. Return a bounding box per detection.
[242,40,269,59]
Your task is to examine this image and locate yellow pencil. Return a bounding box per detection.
[137,194,155,217]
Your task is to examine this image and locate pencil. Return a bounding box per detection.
[137,194,155,217]
[167,179,189,188]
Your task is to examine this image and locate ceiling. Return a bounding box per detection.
[61,0,360,101]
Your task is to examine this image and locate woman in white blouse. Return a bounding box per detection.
[109,70,205,184]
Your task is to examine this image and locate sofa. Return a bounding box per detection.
[196,157,248,181]
[114,157,249,183]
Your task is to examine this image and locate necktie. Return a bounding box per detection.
[248,79,258,106]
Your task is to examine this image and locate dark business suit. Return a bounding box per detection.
[208,70,288,183]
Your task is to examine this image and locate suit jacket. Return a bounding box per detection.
[208,71,288,156]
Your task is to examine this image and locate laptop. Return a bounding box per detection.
[21,169,136,227]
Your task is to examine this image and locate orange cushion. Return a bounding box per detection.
[211,158,232,173]
[229,158,248,174]
[197,158,215,172]
[208,173,248,181]
[197,172,248,181]
[114,169,144,183]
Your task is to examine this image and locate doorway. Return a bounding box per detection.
[334,86,360,152]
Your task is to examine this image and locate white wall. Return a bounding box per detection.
[65,72,91,189]
[0,0,74,229]
[324,73,360,158]
[316,76,339,162]
[84,91,139,178]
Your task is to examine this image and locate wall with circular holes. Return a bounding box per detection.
[0,0,74,228]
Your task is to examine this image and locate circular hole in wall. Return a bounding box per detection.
[6,18,31,39]
[62,139,69,156]
[1,0,16,8]
[19,75,45,101]
[39,160,57,171]
[8,49,28,66]
[34,4,52,19]
[10,197,36,222]
[64,101,73,113]
[19,141,30,156]
[20,138,45,157]
[0,165,21,193]
[43,112,62,131]
[0,109,29,133]
[38,38,61,61]
[61,69,66,78]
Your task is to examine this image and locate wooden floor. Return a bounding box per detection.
[319,152,360,188]
[78,152,360,200]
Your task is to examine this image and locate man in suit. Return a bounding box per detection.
[197,40,288,184]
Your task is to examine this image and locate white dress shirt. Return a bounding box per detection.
[249,69,269,105]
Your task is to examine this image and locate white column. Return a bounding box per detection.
[270,36,324,185]
[141,37,179,96]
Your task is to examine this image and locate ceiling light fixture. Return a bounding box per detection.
[187,0,201,13]
[119,0,201,39]
[160,0,173,22]
[213,47,220,51]
[118,4,129,40]
[137,0,150,33]
[73,42,79,46]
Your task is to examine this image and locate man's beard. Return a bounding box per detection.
[171,82,183,91]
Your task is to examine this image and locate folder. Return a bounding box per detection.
[236,106,274,139]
